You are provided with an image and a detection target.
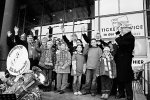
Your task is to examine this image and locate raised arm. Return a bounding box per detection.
[62,35,71,46]
[35,40,42,53]
[81,26,90,43]
[82,33,90,44]
[100,39,108,46]
[7,31,15,49]
[14,26,22,44]
[83,44,89,56]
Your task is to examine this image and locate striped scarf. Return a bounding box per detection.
[102,53,114,78]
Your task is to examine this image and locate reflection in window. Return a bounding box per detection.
[120,0,143,13]
[146,0,150,9]
[147,11,150,36]
[99,0,118,15]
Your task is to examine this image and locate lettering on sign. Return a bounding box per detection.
[100,13,145,38]
[132,58,147,67]
[132,60,144,65]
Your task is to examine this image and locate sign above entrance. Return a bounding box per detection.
[100,13,145,38]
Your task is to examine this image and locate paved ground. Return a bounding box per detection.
[41,91,126,100]
[40,81,147,100]
[40,90,147,100]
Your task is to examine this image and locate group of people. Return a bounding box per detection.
[6,24,135,100]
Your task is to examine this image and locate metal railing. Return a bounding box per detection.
[142,61,150,99]
[132,61,150,100]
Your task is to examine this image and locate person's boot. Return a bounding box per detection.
[116,93,125,99]
[103,94,109,99]
[46,85,51,92]
[91,92,96,96]
[100,94,105,99]
[59,90,65,94]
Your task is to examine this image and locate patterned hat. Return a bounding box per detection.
[103,47,110,51]
[41,37,48,42]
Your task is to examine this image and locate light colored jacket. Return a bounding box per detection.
[55,50,71,73]
[96,54,117,79]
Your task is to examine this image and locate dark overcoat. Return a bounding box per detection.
[115,31,135,82]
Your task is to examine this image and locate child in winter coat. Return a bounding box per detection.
[36,38,54,91]
[44,40,55,91]
[71,45,86,95]
[55,42,71,94]
[97,46,117,99]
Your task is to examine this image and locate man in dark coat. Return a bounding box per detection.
[115,24,135,100]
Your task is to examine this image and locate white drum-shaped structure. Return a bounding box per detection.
[7,45,30,76]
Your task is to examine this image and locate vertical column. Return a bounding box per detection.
[0,0,18,71]
[148,62,150,100]
[0,0,6,36]
[94,0,100,38]
[87,20,92,40]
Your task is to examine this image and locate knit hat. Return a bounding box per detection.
[21,33,26,37]
[103,47,110,51]
[41,37,48,42]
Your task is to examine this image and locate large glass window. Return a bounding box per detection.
[96,0,144,16]
[133,38,147,56]
[34,20,89,43]
[99,0,119,15]
[120,0,143,13]
[146,0,150,9]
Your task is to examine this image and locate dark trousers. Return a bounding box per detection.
[118,81,133,100]
[52,71,57,90]
[68,65,73,90]
[68,73,73,90]
[110,78,118,95]
[29,58,39,69]
[97,76,101,94]
[33,59,39,66]
[81,69,97,94]
[81,74,86,84]
[101,75,113,94]
[39,67,53,91]
[43,69,53,85]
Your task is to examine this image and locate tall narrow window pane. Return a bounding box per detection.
[120,0,143,13]
[99,0,119,15]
